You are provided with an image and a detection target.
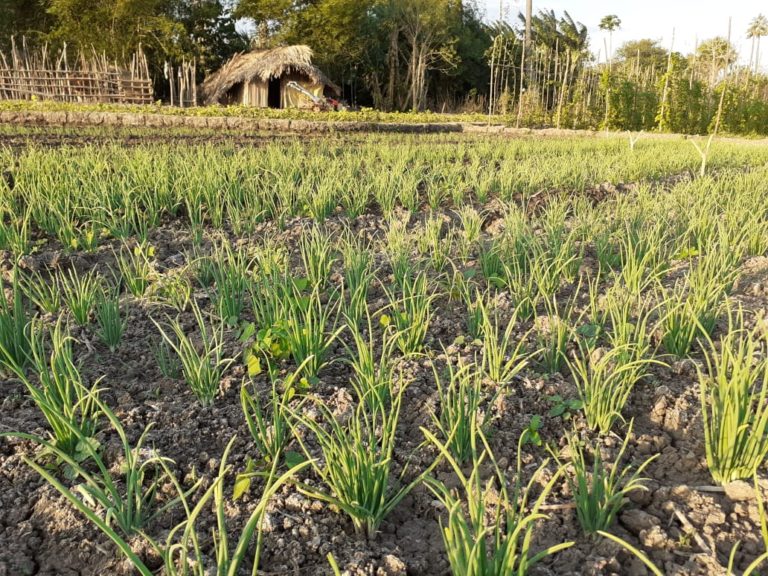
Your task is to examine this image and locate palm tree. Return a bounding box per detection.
[534,10,557,44]
[599,14,621,68]
[521,9,587,57]
[560,11,589,62]
[747,14,768,73]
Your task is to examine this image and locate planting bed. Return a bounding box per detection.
[1,131,768,576]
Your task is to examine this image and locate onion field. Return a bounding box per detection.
[2,131,768,576]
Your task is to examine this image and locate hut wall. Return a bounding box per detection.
[222,84,242,105]
[281,73,323,108]
[241,78,268,107]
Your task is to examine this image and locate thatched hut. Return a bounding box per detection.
[199,45,339,108]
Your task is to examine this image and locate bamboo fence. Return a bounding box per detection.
[0,38,153,104]
[165,59,197,107]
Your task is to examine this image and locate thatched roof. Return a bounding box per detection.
[200,45,339,104]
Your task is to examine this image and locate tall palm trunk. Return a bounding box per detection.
[525,0,532,46]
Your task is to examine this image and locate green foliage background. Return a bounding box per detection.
[1,1,767,134]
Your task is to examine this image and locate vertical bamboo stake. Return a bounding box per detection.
[691,18,732,178]
[192,59,197,106]
[658,28,675,132]
[488,34,497,122]
[516,32,527,128]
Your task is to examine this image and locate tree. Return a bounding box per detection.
[695,37,737,86]
[280,0,378,91]
[559,11,589,60]
[234,0,293,47]
[367,0,404,110]
[514,9,588,125]
[397,0,460,111]
[616,39,668,72]
[598,14,621,68]
[172,1,247,74]
[598,15,620,130]
[747,14,768,73]
[46,0,187,61]
[555,11,588,126]
[522,9,588,59]
[42,0,244,78]
[450,2,492,101]
[230,0,484,111]
[0,1,52,49]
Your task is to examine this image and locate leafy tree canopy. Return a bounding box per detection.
[615,39,668,71]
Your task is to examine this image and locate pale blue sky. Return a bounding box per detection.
[481,0,764,64]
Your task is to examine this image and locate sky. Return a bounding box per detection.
[480,0,765,64]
